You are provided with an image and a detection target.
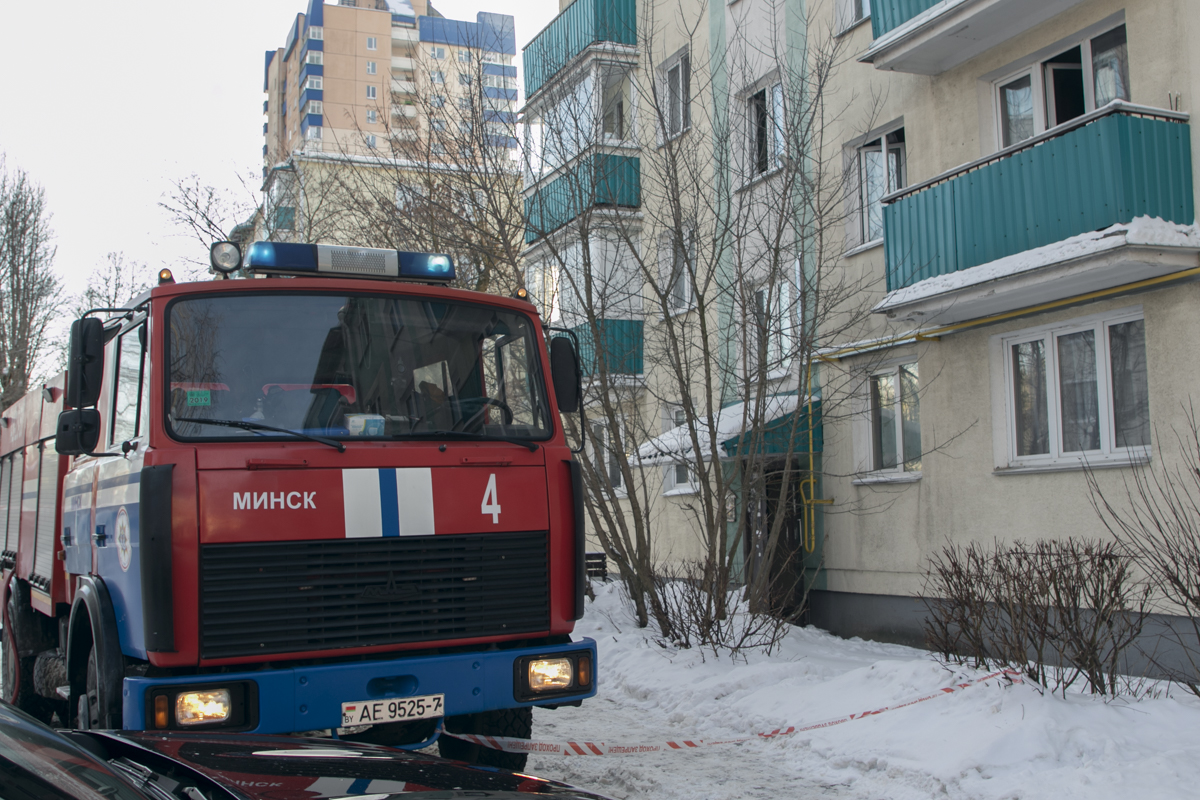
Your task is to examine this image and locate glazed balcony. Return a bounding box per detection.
[524,0,636,99]
[525,154,640,243]
[878,102,1194,323]
[864,0,1089,75]
[569,318,644,376]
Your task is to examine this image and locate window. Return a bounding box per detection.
[431,71,445,85]
[748,82,784,178]
[868,363,921,474]
[366,61,377,75]
[838,0,870,29]
[458,73,472,87]
[111,325,148,446]
[995,24,1130,148]
[430,94,445,108]
[367,109,378,124]
[458,96,472,110]
[304,100,323,116]
[590,420,626,494]
[366,85,377,100]
[664,52,690,138]
[458,49,471,63]
[854,128,905,244]
[367,36,377,50]
[307,26,323,40]
[431,118,445,132]
[459,121,472,134]
[748,282,794,380]
[664,407,694,494]
[304,76,323,91]
[306,51,323,65]
[306,125,322,140]
[365,133,377,149]
[430,46,445,59]
[997,309,1149,469]
[661,227,695,312]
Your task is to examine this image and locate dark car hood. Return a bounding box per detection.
[97,731,612,800]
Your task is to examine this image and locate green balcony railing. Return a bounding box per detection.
[524,0,636,98]
[883,104,1194,293]
[569,319,643,376]
[525,154,640,243]
[870,0,942,39]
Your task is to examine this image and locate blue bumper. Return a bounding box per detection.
[122,638,597,734]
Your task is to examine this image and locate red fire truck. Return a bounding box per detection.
[0,240,594,769]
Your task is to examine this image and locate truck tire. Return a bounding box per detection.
[2,588,52,724]
[76,647,101,730]
[438,707,532,772]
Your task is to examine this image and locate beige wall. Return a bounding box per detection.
[816,0,1200,597]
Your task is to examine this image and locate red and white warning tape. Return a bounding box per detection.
[440,668,1023,756]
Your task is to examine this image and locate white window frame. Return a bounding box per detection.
[458,73,472,87]
[431,71,445,85]
[660,49,690,140]
[992,23,1129,150]
[366,36,378,51]
[661,226,695,315]
[851,127,905,246]
[868,362,921,476]
[662,406,696,496]
[366,109,378,124]
[430,46,445,60]
[304,100,323,116]
[430,94,445,108]
[590,418,628,497]
[746,281,794,383]
[836,0,870,32]
[366,85,377,100]
[366,61,377,75]
[306,51,323,66]
[746,81,784,180]
[307,26,323,41]
[458,49,471,63]
[306,125,322,140]
[365,133,377,149]
[990,306,1151,473]
[304,76,323,91]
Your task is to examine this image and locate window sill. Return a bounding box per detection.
[663,486,698,497]
[656,127,692,149]
[841,238,883,259]
[736,166,784,194]
[852,471,922,486]
[835,16,872,39]
[994,450,1151,475]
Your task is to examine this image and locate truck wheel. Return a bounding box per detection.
[438,707,532,772]
[76,648,101,730]
[2,591,52,723]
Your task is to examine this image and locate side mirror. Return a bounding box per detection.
[550,337,581,414]
[55,409,102,456]
[66,318,104,409]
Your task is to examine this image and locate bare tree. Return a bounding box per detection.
[0,156,61,408]
[72,252,155,315]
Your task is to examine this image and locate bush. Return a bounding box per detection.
[924,538,1150,696]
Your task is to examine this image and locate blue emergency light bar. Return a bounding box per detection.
[243,242,455,282]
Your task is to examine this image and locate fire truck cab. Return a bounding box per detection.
[0,242,594,768]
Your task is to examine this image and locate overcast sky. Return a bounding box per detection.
[0,0,558,290]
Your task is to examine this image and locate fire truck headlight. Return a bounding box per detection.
[527,658,573,692]
[175,689,232,726]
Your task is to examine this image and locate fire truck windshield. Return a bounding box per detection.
[166,293,553,443]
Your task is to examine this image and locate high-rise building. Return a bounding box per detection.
[262,0,518,164]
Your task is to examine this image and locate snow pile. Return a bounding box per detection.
[530,582,1200,799]
[634,395,807,466]
[875,215,1200,312]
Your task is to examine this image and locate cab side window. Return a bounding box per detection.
[111,324,148,446]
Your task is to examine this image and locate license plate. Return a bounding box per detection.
[341,694,445,726]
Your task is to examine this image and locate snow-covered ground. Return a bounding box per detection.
[526,581,1200,800]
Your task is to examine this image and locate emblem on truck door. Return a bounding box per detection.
[116,507,132,572]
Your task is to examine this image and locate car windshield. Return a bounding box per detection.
[167,293,552,442]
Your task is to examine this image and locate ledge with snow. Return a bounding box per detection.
[873,216,1200,326]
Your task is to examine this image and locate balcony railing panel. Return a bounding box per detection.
[870,0,941,39]
[525,154,640,243]
[524,0,636,99]
[569,319,643,376]
[884,108,1194,292]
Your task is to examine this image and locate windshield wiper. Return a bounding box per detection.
[174,417,346,453]
[396,430,540,452]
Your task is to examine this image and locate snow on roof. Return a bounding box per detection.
[387,0,415,15]
[874,215,1200,313]
[635,395,805,465]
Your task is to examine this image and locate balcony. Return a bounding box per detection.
[525,154,640,243]
[569,319,643,376]
[392,56,415,71]
[864,0,1088,75]
[392,104,418,118]
[391,79,416,95]
[878,103,1195,324]
[524,0,636,99]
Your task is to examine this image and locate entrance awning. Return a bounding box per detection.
[634,395,821,465]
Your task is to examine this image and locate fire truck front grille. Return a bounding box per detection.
[199,531,549,660]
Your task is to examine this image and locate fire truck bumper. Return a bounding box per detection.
[121,638,598,735]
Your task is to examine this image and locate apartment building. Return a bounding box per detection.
[259,0,519,242]
[524,0,1200,654]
